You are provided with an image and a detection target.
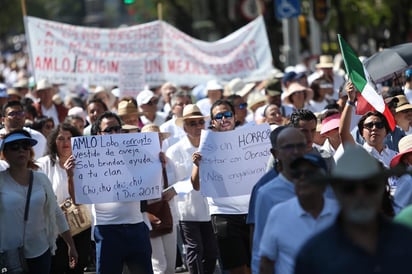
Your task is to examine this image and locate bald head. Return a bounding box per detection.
[276,127,306,149]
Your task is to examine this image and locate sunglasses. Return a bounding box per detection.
[237,103,248,109]
[336,181,382,195]
[363,122,385,130]
[278,142,306,151]
[291,170,313,179]
[100,125,122,134]
[6,141,32,151]
[187,120,206,127]
[146,99,159,106]
[213,111,233,121]
[7,111,25,118]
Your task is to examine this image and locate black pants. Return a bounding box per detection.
[50,228,91,274]
[179,221,219,274]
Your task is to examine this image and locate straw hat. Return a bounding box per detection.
[175,104,208,127]
[7,88,22,99]
[141,124,171,141]
[35,79,53,91]
[390,135,412,167]
[282,82,313,105]
[247,91,266,111]
[395,95,412,113]
[91,86,116,108]
[316,55,334,69]
[118,100,139,117]
[224,78,255,97]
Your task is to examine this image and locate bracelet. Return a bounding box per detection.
[346,101,356,107]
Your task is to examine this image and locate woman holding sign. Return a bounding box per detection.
[37,123,90,274]
[0,129,78,273]
[191,99,251,274]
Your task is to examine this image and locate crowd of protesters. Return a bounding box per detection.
[2,47,412,274]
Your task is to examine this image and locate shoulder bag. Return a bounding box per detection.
[0,171,33,274]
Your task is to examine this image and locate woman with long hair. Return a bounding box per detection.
[0,129,78,274]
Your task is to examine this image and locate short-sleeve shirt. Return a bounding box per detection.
[294,215,412,274]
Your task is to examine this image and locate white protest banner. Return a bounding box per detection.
[24,16,273,88]
[71,132,162,204]
[199,124,271,198]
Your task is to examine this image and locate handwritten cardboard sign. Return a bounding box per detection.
[199,124,271,198]
[71,132,162,204]
[24,16,273,87]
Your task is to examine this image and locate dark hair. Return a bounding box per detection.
[22,103,38,121]
[87,98,108,112]
[2,100,23,116]
[210,99,235,119]
[32,116,54,133]
[270,125,288,148]
[357,111,391,134]
[170,90,191,107]
[47,123,81,166]
[91,111,122,135]
[289,109,317,128]
[226,94,242,105]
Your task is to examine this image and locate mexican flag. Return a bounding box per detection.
[338,34,396,131]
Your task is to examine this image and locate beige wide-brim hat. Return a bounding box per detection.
[91,86,116,108]
[175,104,208,128]
[395,95,412,113]
[141,124,171,141]
[224,78,255,97]
[118,100,139,116]
[316,55,334,69]
[390,135,412,167]
[35,78,53,92]
[283,82,313,105]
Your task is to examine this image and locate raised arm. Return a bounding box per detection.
[191,152,202,191]
[339,81,357,145]
[64,155,77,204]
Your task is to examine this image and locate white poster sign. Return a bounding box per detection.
[71,132,162,204]
[24,16,273,88]
[199,124,272,197]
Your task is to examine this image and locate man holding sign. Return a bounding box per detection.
[89,111,153,274]
[191,99,269,274]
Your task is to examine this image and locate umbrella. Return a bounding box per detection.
[363,43,412,83]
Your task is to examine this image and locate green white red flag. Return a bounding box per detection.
[338,34,396,130]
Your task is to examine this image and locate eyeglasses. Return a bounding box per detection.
[213,111,233,121]
[336,181,382,195]
[6,141,32,151]
[100,125,122,134]
[278,143,306,151]
[363,122,385,130]
[146,99,159,106]
[237,103,248,109]
[7,111,25,118]
[186,120,206,127]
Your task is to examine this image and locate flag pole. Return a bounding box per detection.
[20,0,27,16]
[157,2,163,21]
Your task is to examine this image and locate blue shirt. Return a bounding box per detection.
[294,215,412,274]
[251,173,295,274]
[246,168,278,225]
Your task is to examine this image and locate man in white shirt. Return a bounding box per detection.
[91,111,153,274]
[165,104,218,274]
[259,154,339,274]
